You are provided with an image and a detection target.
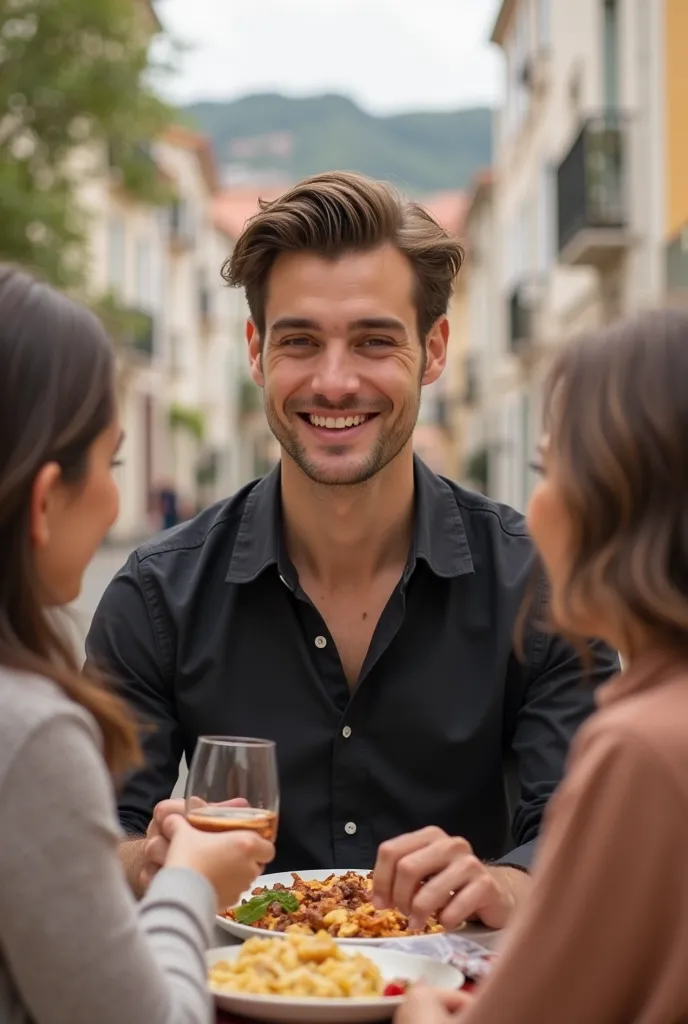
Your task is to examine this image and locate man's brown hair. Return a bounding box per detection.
[222,171,464,340]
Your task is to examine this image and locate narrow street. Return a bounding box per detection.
[71,544,134,660]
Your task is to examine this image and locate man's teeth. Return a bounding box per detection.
[308,414,369,429]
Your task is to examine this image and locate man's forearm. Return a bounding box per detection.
[487,864,533,919]
[119,836,147,898]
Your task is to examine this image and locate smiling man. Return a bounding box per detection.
[86,172,617,930]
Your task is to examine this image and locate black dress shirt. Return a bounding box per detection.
[86,457,618,872]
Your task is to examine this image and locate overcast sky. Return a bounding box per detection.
[155,0,503,114]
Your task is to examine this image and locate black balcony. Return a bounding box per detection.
[666,229,688,299]
[508,278,545,353]
[199,287,212,322]
[557,115,631,268]
[464,354,479,406]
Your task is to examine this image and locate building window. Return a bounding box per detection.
[537,162,555,274]
[503,0,534,140]
[537,0,550,50]
[107,215,125,294]
[135,236,152,308]
[602,0,620,110]
[170,199,194,242]
[521,392,532,507]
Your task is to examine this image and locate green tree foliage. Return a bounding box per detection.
[0,0,173,286]
[186,93,493,194]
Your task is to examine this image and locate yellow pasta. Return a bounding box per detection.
[209,932,387,998]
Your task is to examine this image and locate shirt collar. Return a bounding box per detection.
[226,455,474,584]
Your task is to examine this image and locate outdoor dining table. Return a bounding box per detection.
[211,922,503,1024]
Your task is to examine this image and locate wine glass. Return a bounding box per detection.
[184,736,279,841]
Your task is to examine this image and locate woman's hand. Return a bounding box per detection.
[139,796,248,892]
[394,985,475,1024]
[162,813,274,909]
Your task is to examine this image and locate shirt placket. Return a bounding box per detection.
[294,577,412,867]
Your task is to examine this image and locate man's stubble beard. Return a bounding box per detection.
[263,388,422,487]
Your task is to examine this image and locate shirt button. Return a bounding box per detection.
[342,725,352,739]
[344,821,357,835]
[314,635,327,649]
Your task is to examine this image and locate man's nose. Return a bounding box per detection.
[311,349,360,402]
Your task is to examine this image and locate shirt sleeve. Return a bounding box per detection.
[496,575,619,869]
[0,713,215,1024]
[85,552,182,835]
[461,725,688,1024]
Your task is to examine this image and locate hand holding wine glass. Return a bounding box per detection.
[184,736,280,841]
[163,814,274,910]
[161,736,279,908]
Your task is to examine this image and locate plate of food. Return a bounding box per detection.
[208,930,464,1023]
[217,868,460,944]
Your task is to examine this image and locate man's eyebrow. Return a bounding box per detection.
[348,317,406,332]
[270,317,322,332]
[268,316,407,333]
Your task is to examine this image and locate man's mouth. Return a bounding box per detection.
[297,412,379,434]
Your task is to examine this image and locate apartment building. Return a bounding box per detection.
[152,125,253,515]
[664,0,688,306]
[475,0,670,511]
[213,184,289,482]
[76,123,254,540]
[79,144,171,541]
[414,191,466,477]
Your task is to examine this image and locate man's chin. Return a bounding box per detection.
[295,451,381,487]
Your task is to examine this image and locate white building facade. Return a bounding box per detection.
[481,0,667,511]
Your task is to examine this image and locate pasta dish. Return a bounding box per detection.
[208,931,400,998]
[224,870,447,939]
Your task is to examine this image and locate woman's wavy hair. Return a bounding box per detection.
[541,307,688,657]
[0,266,141,774]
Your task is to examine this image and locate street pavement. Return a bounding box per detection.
[71,541,187,796]
[71,543,133,658]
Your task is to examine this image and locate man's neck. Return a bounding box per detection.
[281,448,415,590]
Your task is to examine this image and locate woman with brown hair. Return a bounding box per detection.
[0,266,274,1024]
[398,309,688,1022]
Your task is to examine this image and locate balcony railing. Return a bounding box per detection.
[666,229,688,297]
[557,114,630,267]
[464,354,479,406]
[199,287,212,322]
[508,285,533,352]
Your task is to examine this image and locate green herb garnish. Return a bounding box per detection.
[234,890,300,925]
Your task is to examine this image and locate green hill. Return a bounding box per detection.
[185,93,493,194]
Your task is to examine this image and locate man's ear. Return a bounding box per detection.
[422,316,449,386]
[246,319,264,386]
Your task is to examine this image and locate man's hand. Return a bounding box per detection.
[139,797,248,893]
[139,798,184,892]
[394,985,474,1023]
[372,826,531,930]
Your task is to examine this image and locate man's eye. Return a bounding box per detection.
[361,337,393,347]
[281,336,314,347]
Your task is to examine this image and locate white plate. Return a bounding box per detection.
[208,943,464,1023]
[217,868,447,946]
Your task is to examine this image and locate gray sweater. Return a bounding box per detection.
[0,666,215,1024]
